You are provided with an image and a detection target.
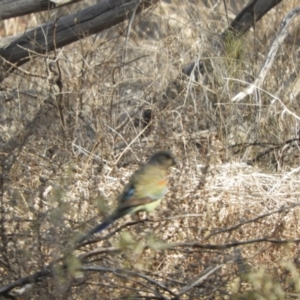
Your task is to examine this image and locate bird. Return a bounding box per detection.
[79,151,176,243]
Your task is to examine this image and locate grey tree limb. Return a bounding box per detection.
[182,0,283,77]
[0,0,83,20]
[0,0,158,82]
[223,0,282,37]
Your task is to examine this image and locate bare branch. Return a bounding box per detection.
[204,202,300,240]
[176,262,233,297]
[224,0,282,37]
[172,238,300,251]
[232,5,300,102]
[0,0,83,20]
[0,267,52,295]
[0,0,159,81]
[81,266,177,298]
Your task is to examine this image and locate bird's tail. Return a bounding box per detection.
[89,218,112,235]
[76,212,122,244]
[92,210,124,234]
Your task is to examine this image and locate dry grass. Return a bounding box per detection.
[1,0,300,299]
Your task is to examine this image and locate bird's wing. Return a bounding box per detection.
[118,196,158,210]
[119,165,168,201]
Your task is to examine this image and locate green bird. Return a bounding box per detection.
[84,150,176,239]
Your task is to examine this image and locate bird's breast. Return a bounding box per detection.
[157,179,167,186]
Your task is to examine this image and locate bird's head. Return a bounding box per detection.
[148,151,176,169]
